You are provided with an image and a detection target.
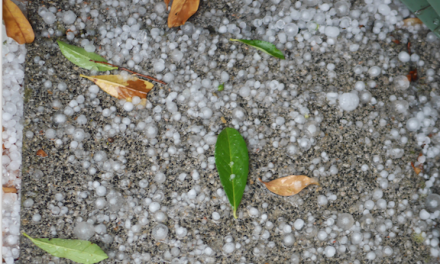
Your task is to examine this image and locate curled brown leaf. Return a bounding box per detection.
[258,175,319,196]
[36,149,48,157]
[168,0,200,28]
[3,0,35,44]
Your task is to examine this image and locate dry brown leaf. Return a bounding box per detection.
[258,175,319,196]
[80,74,154,101]
[3,0,35,44]
[36,149,48,157]
[2,186,17,193]
[403,18,423,27]
[164,0,171,7]
[168,0,200,28]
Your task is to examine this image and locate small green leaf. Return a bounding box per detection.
[57,40,117,71]
[218,83,224,91]
[23,232,108,264]
[230,39,285,59]
[215,127,249,218]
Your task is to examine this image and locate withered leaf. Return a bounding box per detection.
[36,149,48,157]
[164,0,171,7]
[403,17,423,27]
[3,0,35,44]
[258,175,319,196]
[80,74,154,101]
[3,186,17,193]
[407,68,418,82]
[168,0,200,28]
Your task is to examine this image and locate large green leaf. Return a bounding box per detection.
[215,127,249,218]
[230,39,285,59]
[23,232,108,264]
[57,40,117,71]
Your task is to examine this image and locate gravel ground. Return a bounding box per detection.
[17,0,440,263]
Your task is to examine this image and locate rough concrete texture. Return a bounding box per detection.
[19,0,440,263]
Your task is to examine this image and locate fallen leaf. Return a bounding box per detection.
[168,0,200,28]
[407,68,418,82]
[392,39,400,44]
[3,0,35,44]
[57,41,118,71]
[221,117,227,124]
[80,74,153,101]
[218,83,224,91]
[403,17,423,27]
[230,39,285,59]
[2,186,17,193]
[36,149,48,157]
[258,175,319,196]
[411,162,422,175]
[164,0,170,7]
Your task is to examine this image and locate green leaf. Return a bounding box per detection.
[215,127,249,218]
[23,232,108,264]
[218,83,224,91]
[230,39,285,59]
[57,40,117,71]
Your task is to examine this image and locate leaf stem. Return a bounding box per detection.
[89,60,167,85]
[233,209,238,219]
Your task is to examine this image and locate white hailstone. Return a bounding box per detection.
[32,214,41,222]
[398,51,410,63]
[74,222,95,240]
[283,225,292,233]
[149,202,161,213]
[349,44,359,52]
[337,213,354,230]
[95,197,106,209]
[223,243,235,254]
[73,128,85,141]
[175,226,188,238]
[293,219,305,230]
[23,199,34,207]
[284,23,299,37]
[286,144,298,156]
[212,212,221,220]
[376,199,387,209]
[324,27,340,38]
[154,172,166,184]
[153,59,165,72]
[76,115,87,125]
[171,50,183,62]
[318,230,328,240]
[351,232,363,244]
[85,45,96,53]
[63,11,77,25]
[232,107,246,121]
[378,4,391,15]
[372,189,383,200]
[364,200,375,210]
[163,73,174,83]
[221,71,230,82]
[394,75,410,90]
[95,224,107,235]
[318,195,328,206]
[89,85,100,94]
[248,207,259,217]
[123,102,134,111]
[406,117,420,132]
[324,246,336,257]
[145,124,158,138]
[419,209,431,220]
[368,66,381,77]
[339,93,359,112]
[154,211,168,222]
[45,128,56,139]
[57,82,67,91]
[200,107,213,119]
[425,194,440,212]
[152,224,168,240]
[383,246,393,256]
[283,234,295,246]
[366,252,376,260]
[154,2,166,13]
[96,186,107,196]
[41,11,56,25]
